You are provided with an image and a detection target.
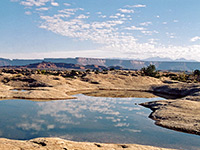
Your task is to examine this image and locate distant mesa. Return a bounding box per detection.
[0,57,200,71]
[28,62,58,69]
[0,61,109,71]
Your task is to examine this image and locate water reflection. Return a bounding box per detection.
[36,94,155,129]
[0,94,200,150]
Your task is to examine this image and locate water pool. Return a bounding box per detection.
[0,94,199,149]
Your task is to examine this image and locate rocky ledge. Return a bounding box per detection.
[0,137,175,150]
[141,83,200,135]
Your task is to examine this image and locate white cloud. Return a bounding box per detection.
[10,0,19,2]
[63,3,71,6]
[141,30,153,35]
[169,36,175,38]
[20,0,51,7]
[76,14,89,19]
[190,36,200,42]
[19,0,59,7]
[99,15,106,18]
[51,1,59,6]
[60,8,84,12]
[10,0,200,61]
[140,22,152,26]
[20,1,33,6]
[2,44,200,61]
[125,26,145,31]
[36,7,200,61]
[96,12,102,15]
[109,15,118,19]
[36,7,50,11]
[58,9,75,15]
[166,32,176,39]
[115,13,125,18]
[118,8,134,13]
[148,39,158,45]
[25,11,32,15]
[125,4,146,8]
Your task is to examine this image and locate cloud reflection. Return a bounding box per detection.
[17,122,42,131]
[35,94,150,131]
[0,94,163,141]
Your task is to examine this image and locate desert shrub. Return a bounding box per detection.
[171,73,188,82]
[70,70,78,76]
[109,67,115,71]
[103,69,108,71]
[86,69,90,73]
[41,70,46,74]
[95,70,99,74]
[36,69,41,74]
[194,69,200,76]
[2,77,10,83]
[141,64,159,77]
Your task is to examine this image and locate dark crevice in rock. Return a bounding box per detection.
[120,145,129,148]
[94,143,102,147]
[32,141,47,146]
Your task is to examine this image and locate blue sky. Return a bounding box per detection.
[1,0,200,60]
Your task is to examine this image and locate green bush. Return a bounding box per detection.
[86,69,90,73]
[41,70,46,74]
[141,64,159,77]
[109,68,115,71]
[194,69,200,76]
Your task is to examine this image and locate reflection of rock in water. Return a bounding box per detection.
[83,90,157,98]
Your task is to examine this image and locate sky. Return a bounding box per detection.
[0,0,200,61]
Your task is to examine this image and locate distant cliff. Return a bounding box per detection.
[0,57,200,71]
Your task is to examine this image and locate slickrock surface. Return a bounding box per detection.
[141,99,200,135]
[0,138,175,150]
[141,83,200,135]
[0,71,164,100]
[1,70,200,149]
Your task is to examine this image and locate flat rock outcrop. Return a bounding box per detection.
[141,83,200,135]
[0,70,164,100]
[0,137,175,150]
